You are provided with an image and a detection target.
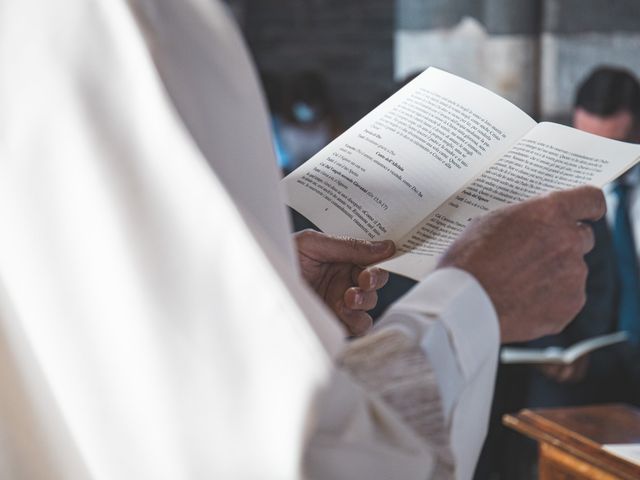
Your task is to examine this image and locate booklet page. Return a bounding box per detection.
[283,68,535,241]
[381,122,640,278]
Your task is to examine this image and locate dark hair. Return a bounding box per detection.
[259,70,286,115]
[289,71,330,107]
[284,70,337,124]
[574,67,640,119]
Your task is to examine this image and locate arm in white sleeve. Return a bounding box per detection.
[305,268,500,480]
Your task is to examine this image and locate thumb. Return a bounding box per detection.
[295,230,396,265]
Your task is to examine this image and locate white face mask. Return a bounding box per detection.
[292,102,318,123]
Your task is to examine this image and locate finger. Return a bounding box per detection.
[351,265,364,285]
[344,288,378,311]
[358,267,390,291]
[340,309,373,336]
[575,356,589,379]
[295,230,396,265]
[552,186,606,222]
[576,222,596,254]
[557,365,575,383]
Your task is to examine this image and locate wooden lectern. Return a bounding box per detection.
[504,404,640,479]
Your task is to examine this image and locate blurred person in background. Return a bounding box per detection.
[259,70,291,170]
[476,66,640,480]
[532,67,640,399]
[278,70,342,175]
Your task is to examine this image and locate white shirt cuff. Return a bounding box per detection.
[376,267,500,419]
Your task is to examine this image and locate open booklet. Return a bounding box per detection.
[500,331,628,365]
[282,68,640,280]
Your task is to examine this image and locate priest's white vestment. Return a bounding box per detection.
[0,1,499,478]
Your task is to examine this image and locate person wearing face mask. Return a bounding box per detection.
[278,70,343,175]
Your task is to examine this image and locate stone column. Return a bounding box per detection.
[395,0,542,116]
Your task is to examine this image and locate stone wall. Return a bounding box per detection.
[237,0,640,123]
[396,0,640,121]
[541,0,640,120]
[240,0,395,126]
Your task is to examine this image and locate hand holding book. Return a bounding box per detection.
[282,68,639,343]
[283,68,640,280]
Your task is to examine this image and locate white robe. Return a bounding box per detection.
[0,0,499,479]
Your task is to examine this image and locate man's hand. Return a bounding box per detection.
[539,355,589,383]
[438,186,606,344]
[295,230,395,336]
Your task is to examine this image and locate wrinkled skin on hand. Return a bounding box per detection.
[295,230,395,336]
[438,186,606,344]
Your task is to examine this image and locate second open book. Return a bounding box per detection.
[283,68,640,280]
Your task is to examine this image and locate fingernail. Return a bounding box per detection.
[371,240,392,253]
[369,272,377,289]
[355,293,364,305]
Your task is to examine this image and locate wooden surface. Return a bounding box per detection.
[504,404,640,480]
